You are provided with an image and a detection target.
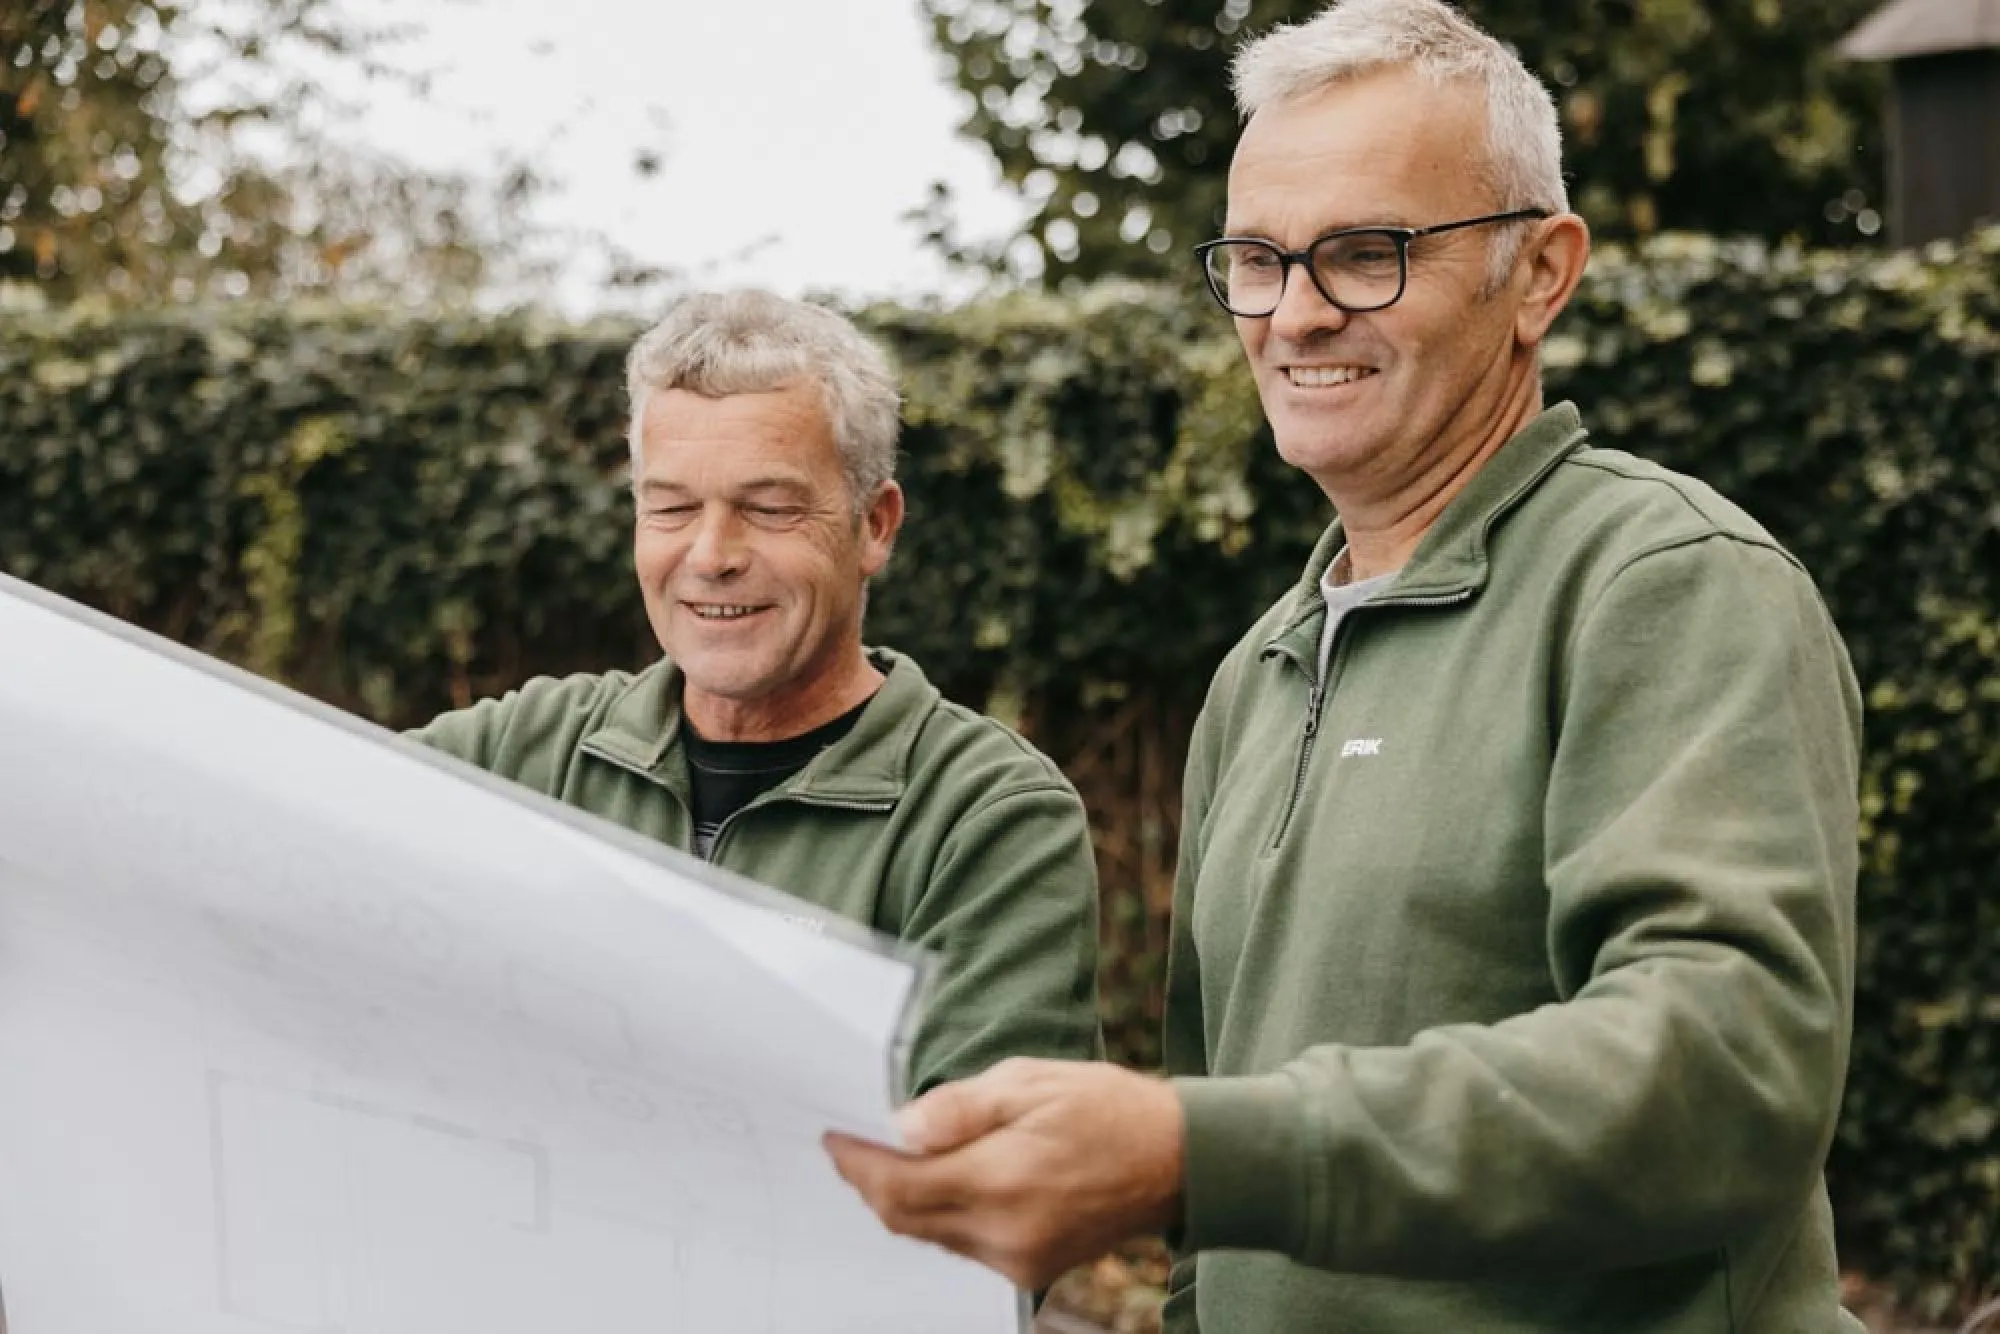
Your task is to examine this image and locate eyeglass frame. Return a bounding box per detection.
[1193,208,1552,317]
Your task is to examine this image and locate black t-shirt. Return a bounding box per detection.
[682,698,870,858]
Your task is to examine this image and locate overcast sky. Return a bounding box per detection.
[308,0,1028,311]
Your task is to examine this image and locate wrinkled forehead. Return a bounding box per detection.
[1226,69,1493,233]
[636,385,843,476]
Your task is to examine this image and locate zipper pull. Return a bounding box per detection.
[1303,682,1323,738]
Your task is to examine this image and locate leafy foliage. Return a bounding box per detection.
[0,0,549,305]
[921,0,1887,282]
[3,234,1997,1318]
[3,0,187,296]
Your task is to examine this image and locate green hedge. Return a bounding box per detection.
[3,234,1998,1317]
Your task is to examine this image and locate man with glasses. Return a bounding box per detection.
[1196,206,1550,320]
[829,2,1865,1332]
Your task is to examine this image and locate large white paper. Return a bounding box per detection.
[0,574,1022,1334]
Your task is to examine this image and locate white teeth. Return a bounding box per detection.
[690,604,760,620]
[1288,365,1376,387]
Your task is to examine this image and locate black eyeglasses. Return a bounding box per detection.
[1193,208,1550,317]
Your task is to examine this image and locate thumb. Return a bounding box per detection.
[896,1061,1039,1154]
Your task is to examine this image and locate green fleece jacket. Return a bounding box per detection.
[1164,404,1864,1333]
[413,649,1101,1097]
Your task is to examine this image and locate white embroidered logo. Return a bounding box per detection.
[1339,738,1383,758]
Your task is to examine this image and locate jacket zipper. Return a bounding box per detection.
[707,791,892,863]
[579,741,893,863]
[1264,586,1473,852]
[1269,677,1326,850]
[1383,590,1474,611]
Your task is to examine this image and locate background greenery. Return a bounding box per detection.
[918,0,1886,280]
[3,230,1996,1319]
[0,0,664,307]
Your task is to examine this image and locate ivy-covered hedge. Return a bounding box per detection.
[3,233,1998,1317]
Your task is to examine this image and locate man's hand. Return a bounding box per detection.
[823,1058,1185,1291]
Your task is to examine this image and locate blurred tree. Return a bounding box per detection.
[0,0,550,305]
[924,0,1888,282]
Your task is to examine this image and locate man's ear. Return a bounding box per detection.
[858,481,905,578]
[1514,213,1591,349]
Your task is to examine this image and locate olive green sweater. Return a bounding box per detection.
[414,649,1102,1097]
[1165,404,1864,1333]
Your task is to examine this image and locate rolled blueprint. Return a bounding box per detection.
[0,573,1021,1334]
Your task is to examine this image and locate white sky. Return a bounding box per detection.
[312,0,1028,312]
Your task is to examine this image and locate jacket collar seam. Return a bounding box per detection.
[1260,408,1587,654]
[579,650,925,803]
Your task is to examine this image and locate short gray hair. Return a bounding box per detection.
[625,290,901,510]
[1232,0,1566,288]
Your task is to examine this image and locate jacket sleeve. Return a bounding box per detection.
[407,694,514,771]
[1173,536,1862,1277]
[405,675,602,793]
[896,779,1104,1098]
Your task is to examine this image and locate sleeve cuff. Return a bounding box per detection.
[1172,1071,1313,1256]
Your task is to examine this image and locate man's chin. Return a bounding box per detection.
[669,644,770,689]
[1274,423,1369,470]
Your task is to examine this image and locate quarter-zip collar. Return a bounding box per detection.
[577,647,933,810]
[1262,401,1589,670]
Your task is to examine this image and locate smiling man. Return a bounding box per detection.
[413,290,1101,1097]
[827,1,1867,1330]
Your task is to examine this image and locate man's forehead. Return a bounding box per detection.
[635,384,839,486]
[639,384,837,454]
[1226,71,1487,229]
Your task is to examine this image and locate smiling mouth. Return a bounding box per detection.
[684,602,770,621]
[1286,366,1378,387]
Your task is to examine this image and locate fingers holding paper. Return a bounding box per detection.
[823,1057,1185,1292]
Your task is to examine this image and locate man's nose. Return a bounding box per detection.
[1267,263,1351,346]
[685,507,747,578]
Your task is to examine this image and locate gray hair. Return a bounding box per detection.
[1232,0,1567,289]
[625,290,901,510]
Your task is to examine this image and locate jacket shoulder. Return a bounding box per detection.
[1546,445,1800,568]
[921,694,1077,795]
[412,668,642,779]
